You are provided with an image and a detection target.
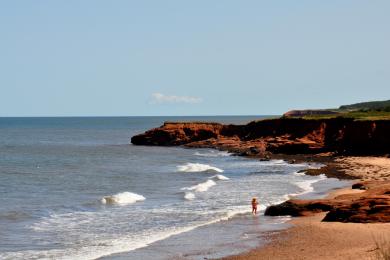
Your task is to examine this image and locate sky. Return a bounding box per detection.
[0,1,389,116]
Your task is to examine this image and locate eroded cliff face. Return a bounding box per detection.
[131,122,224,146]
[131,118,390,156]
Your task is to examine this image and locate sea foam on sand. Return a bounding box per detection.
[289,174,327,197]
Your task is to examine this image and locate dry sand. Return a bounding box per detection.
[220,156,390,260]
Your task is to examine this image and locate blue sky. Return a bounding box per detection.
[1,1,389,116]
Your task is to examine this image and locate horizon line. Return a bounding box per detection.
[0,114,280,118]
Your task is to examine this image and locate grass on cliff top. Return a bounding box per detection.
[297,111,390,120]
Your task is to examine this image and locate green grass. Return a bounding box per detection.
[298,111,390,120]
[340,100,390,110]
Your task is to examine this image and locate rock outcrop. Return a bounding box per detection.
[131,118,390,156]
[265,181,390,223]
[131,122,223,146]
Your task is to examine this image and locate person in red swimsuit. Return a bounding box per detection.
[252,197,258,215]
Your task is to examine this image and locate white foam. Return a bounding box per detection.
[10,206,267,260]
[182,179,217,192]
[210,174,230,180]
[293,171,306,176]
[184,192,195,200]
[194,151,231,157]
[176,163,224,173]
[290,174,327,197]
[270,216,293,224]
[268,159,285,164]
[258,204,267,212]
[258,159,286,166]
[7,223,219,260]
[101,192,145,205]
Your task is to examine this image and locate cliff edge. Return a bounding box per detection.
[131,118,390,157]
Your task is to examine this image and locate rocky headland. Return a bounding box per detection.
[131,117,390,223]
[131,118,390,156]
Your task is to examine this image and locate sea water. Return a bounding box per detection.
[0,116,349,260]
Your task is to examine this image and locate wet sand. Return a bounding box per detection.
[222,212,390,260]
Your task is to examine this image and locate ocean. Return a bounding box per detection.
[0,116,349,260]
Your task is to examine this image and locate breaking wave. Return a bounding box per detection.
[194,151,231,157]
[101,192,145,205]
[176,163,224,173]
[293,171,306,176]
[290,174,327,197]
[210,174,230,180]
[181,180,217,193]
[184,192,196,200]
[19,207,257,260]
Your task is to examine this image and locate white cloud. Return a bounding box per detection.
[151,93,203,104]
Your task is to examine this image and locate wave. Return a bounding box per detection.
[182,175,227,200]
[176,163,224,173]
[101,192,145,205]
[293,171,306,176]
[210,174,230,180]
[257,159,287,166]
[290,174,327,197]
[194,151,231,157]
[184,192,195,200]
[13,206,269,260]
[16,207,287,260]
[181,180,217,193]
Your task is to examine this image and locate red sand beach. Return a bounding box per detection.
[221,157,390,260]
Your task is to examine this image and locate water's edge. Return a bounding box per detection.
[102,160,351,260]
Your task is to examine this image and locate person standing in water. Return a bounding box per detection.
[251,197,258,215]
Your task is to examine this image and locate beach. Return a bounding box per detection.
[221,156,390,260]
[222,212,390,260]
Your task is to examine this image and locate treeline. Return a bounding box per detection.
[339,100,390,111]
[358,106,390,112]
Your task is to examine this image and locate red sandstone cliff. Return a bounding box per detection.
[131,118,390,156]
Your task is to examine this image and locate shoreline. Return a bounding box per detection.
[221,211,390,260]
[105,155,352,260]
[219,156,390,260]
[130,120,390,259]
[104,154,389,260]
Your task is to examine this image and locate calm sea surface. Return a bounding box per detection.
[0,116,349,260]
